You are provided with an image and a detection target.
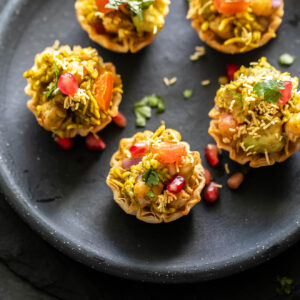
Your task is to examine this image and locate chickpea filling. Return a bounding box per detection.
[24,42,122,138]
[209,57,300,164]
[79,0,169,41]
[188,0,280,51]
[107,124,205,220]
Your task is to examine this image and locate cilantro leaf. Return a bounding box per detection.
[133,94,165,127]
[142,167,160,187]
[45,62,60,99]
[106,0,154,20]
[146,190,155,198]
[253,80,285,104]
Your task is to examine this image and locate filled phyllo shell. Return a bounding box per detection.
[209,57,300,168]
[24,42,122,138]
[75,0,170,53]
[107,124,206,223]
[187,0,284,54]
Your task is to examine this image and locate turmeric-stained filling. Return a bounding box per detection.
[76,0,170,51]
[209,57,300,167]
[107,124,205,223]
[24,42,122,138]
[188,0,282,52]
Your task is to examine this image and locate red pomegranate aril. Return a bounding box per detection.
[204,168,212,185]
[129,141,149,158]
[58,73,79,95]
[279,81,293,104]
[227,172,244,190]
[205,144,220,167]
[55,137,74,150]
[226,63,239,81]
[112,111,127,128]
[204,182,219,203]
[167,175,185,194]
[85,134,106,151]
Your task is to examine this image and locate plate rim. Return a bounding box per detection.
[1,0,300,283]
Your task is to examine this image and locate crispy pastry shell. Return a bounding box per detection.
[208,107,299,168]
[25,47,122,138]
[75,0,170,53]
[106,134,206,223]
[187,1,284,54]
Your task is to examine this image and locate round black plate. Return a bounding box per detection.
[1,0,300,283]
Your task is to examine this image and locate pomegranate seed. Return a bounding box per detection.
[167,175,185,194]
[226,63,239,81]
[204,144,220,167]
[129,141,149,158]
[85,134,106,151]
[203,168,212,185]
[227,172,244,190]
[112,112,127,128]
[58,73,79,95]
[204,182,219,203]
[55,137,74,150]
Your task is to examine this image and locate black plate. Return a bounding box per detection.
[1,0,300,283]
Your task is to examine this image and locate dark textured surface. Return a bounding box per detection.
[0,0,300,284]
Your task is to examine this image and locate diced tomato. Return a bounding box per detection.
[130,141,149,158]
[55,137,74,150]
[151,142,187,164]
[226,63,239,81]
[213,0,250,14]
[94,72,114,113]
[204,144,220,167]
[85,134,106,151]
[95,0,114,13]
[279,81,293,104]
[112,111,127,128]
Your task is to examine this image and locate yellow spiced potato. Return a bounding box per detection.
[208,57,300,167]
[106,124,206,223]
[75,0,170,53]
[187,0,284,54]
[24,42,122,139]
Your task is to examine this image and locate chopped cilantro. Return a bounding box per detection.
[275,276,294,295]
[134,94,165,127]
[183,89,193,99]
[142,167,160,199]
[279,53,296,66]
[45,62,59,99]
[106,0,154,20]
[253,80,285,104]
[146,190,155,198]
[142,167,160,187]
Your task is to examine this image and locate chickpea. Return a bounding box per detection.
[227,172,244,190]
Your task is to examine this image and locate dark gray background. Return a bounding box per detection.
[1,0,300,298]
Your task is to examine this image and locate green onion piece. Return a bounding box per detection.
[183,89,193,99]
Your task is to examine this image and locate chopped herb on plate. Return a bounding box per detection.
[183,89,193,99]
[279,53,296,66]
[134,94,165,127]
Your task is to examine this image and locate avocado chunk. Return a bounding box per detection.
[243,121,284,153]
